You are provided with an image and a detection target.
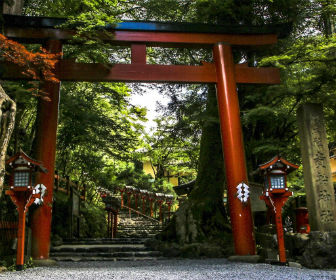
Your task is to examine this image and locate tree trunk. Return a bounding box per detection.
[0,84,16,197]
[162,85,231,245]
[3,0,24,15]
[320,1,335,37]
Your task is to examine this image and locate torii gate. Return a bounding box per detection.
[3,14,285,260]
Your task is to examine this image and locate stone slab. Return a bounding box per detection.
[297,104,336,231]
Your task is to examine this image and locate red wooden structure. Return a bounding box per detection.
[5,151,47,270]
[295,207,310,234]
[259,156,299,263]
[2,14,285,259]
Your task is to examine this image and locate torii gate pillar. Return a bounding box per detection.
[31,40,62,260]
[213,43,256,255]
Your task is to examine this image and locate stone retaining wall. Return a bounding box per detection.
[285,231,336,268]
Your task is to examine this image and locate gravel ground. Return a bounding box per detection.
[1,259,336,280]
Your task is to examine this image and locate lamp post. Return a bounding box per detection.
[5,151,48,271]
[259,155,299,264]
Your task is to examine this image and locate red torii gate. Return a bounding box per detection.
[3,14,284,260]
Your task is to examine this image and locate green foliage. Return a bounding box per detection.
[79,201,107,238]
[55,81,145,196]
[52,191,107,239]
[115,164,176,194]
[143,117,199,181]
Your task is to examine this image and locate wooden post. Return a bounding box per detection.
[167,202,172,221]
[127,191,132,217]
[134,193,139,210]
[30,39,62,260]
[120,189,124,208]
[149,199,154,218]
[213,43,256,255]
[113,210,118,238]
[107,211,111,237]
[158,200,163,223]
[274,201,286,263]
[6,189,40,270]
[16,203,25,271]
[141,196,146,214]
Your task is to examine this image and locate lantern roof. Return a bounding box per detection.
[258,155,299,174]
[6,150,48,173]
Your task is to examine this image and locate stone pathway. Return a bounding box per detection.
[1,259,336,280]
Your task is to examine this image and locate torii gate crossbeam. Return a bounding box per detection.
[2,14,286,259]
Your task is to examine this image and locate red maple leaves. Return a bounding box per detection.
[0,33,62,100]
[0,33,61,81]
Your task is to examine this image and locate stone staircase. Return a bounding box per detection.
[50,238,163,261]
[117,206,163,238]
[50,206,164,261]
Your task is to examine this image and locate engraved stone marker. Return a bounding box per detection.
[297,103,336,231]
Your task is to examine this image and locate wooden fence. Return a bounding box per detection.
[53,171,86,201]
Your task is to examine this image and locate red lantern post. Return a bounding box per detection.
[295,207,310,234]
[259,156,299,264]
[5,151,48,270]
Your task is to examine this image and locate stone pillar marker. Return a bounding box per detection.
[297,103,336,231]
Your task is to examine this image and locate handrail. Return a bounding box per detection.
[53,171,86,201]
[121,205,160,224]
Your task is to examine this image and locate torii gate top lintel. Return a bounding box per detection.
[3,14,283,84]
[3,14,290,47]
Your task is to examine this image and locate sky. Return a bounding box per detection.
[129,85,169,133]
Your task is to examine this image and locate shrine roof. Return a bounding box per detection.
[258,155,299,173]
[6,150,48,173]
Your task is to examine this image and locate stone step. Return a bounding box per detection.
[61,238,148,245]
[118,224,160,226]
[50,251,162,258]
[51,256,164,262]
[118,222,160,226]
[117,230,159,235]
[117,228,161,232]
[51,237,163,262]
[51,244,148,253]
